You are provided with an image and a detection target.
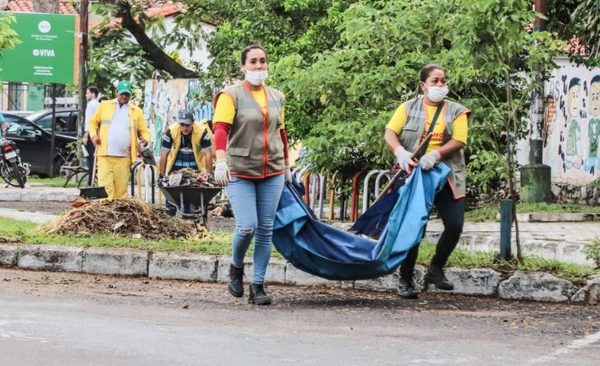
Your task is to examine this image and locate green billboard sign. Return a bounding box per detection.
[0,12,78,84]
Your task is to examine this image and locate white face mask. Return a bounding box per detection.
[245,70,268,86]
[427,85,449,102]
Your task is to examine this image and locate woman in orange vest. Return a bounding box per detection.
[213,45,291,305]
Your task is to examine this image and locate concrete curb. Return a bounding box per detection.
[0,243,598,304]
[0,190,78,202]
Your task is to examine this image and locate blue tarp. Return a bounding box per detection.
[272,164,451,280]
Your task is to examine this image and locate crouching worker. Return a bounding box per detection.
[88,80,151,200]
[158,110,213,216]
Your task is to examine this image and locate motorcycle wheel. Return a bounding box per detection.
[8,161,26,188]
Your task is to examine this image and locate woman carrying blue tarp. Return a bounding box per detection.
[213,45,292,306]
[384,64,471,299]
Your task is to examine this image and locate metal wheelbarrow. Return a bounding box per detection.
[159,185,222,225]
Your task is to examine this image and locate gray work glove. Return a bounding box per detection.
[419,150,441,171]
[394,145,415,171]
[214,159,230,186]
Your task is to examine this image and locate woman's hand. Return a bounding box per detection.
[419,150,441,170]
[214,159,230,186]
[394,146,415,171]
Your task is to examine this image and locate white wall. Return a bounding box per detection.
[161,17,215,71]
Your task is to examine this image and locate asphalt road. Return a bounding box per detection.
[1,268,599,366]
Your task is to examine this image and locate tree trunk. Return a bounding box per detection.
[115,1,198,78]
[32,0,60,13]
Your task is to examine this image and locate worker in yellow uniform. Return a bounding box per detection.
[158,110,214,216]
[88,80,151,200]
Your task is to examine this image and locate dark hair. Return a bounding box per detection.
[87,86,99,97]
[568,77,581,90]
[420,64,445,82]
[98,96,108,102]
[241,44,267,65]
[591,75,600,85]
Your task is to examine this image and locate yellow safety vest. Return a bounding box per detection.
[166,121,214,174]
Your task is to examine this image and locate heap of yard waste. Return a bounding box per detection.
[46,198,206,240]
[160,168,218,188]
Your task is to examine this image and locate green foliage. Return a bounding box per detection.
[88,2,180,95]
[268,0,562,197]
[584,238,600,269]
[0,13,21,78]
[85,0,595,198]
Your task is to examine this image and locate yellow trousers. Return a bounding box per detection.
[97,156,131,200]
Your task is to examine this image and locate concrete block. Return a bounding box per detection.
[354,273,398,291]
[215,257,286,285]
[572,275,600,305]
[284,263,332,286]
[0,244,19,267]
[83,248,148,276]
[498,271,577,302]
[149,252,218,281]
[264,259,286,284]
[424,268,501,296]
[18,245,83,272]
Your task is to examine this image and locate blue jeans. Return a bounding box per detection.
[226,174,284,284]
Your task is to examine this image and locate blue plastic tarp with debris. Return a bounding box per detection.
[272,164,450,281]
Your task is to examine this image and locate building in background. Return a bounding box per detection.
[0,1,214,112]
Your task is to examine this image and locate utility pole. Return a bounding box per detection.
[77,0,89,163]
[519,0,552,202]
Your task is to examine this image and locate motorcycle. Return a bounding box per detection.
[0,138,29,188]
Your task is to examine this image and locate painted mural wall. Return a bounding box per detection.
[538,59,600,185]
[143,79,214,156]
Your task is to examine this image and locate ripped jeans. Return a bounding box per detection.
[226,174,284,284]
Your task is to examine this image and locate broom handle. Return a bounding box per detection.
[90,150,98,188]
[372,133,433,204]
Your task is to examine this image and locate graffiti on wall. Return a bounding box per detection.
[143,79,214,156]
[542,63,600,184]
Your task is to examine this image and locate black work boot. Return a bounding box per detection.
[248,283,272,305]
[397,277,418,299]
[228,264,244,298]
[424,266,454,291]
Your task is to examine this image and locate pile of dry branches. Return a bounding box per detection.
[163,168,218,187]
[46,198,206,240]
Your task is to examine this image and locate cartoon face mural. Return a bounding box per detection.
[532,63,600,184]
[567,78,581,117]
[586,75,600,175]
[590,76,600,117]
[143,79,215,156]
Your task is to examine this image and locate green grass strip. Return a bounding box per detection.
[1,216,596,283]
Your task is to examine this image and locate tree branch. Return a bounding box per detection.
[115,1,198,78]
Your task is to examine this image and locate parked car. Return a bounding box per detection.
[25,109,80,137]
[0,110,34,118]
[2,113,77,177]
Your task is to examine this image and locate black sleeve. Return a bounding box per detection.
[200,130,212,149]
[161,130,173,150]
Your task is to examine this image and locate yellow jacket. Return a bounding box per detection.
[88,99,151,164]
[166,121,213,174]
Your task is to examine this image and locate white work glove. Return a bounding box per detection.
[214,159,230,186]
[284,167,292,183]
[419,150,441,171]
[394,146,415,171]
